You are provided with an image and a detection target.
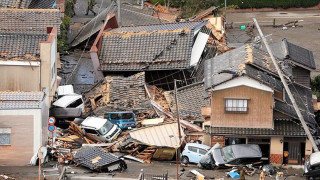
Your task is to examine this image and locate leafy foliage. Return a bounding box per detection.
[311,75,320,101]
[58,1,73,52]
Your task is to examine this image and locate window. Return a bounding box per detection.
[84,128,97,134]
[225,99,248,113]
[199,148,207,155]
[188,146,198,153]
[0,128,11,145]
[67,98,83,108]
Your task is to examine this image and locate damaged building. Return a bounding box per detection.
[90,15,215,90]
[201,39,318,165]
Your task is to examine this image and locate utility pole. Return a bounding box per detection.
[174,79,182,180]
[253,18,319,152]
[117,0,122,27]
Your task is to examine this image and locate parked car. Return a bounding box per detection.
[104,112,136,130]
[304,152,320,179]
[181,143,211,164]
[199,143,262,169]
[80,117,122,142]
[52,94,84,111]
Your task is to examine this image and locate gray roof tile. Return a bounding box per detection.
[0,91,44,109]
[205,119,306,136]
[0,33,48,60]
[0,9,61,34]
[0,0,32,8]
[99,21,206,71]
[28,0,56,9]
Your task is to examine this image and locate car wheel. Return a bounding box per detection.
[181,156,189,164]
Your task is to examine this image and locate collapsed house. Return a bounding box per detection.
[201,39,318,165]
[90,15,215,90]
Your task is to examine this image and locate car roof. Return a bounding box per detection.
[310,151,320,166]
[229,144,262,158]
[105,111,134,114]
[81,117,107,129]
[186,143,211,150]
[53,94,82,107]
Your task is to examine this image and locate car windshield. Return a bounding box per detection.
[221,146,235,162]
[97,121,114,135]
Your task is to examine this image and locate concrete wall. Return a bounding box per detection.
[40,28,58,105]
[0,109,44,165]
[0,64,40,91]
[270,136,283,164]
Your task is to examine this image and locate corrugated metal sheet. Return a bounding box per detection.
[129,122,185,148]
[0,91,44,109]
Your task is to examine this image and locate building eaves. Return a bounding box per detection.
[0,91,44,109]
[205,119,306,136]
[0,33,48,61]
[0,9,61,34]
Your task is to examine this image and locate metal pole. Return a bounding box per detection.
[174,79,182,180]
[117,0,122,27]
[141,0,144,9]
[253,18,319,152]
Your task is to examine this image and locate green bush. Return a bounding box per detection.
[311,75,320,101]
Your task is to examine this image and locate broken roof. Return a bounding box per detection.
[0,9,61,34]
[99,21,207,71]
[203,42,318,134]
[0,0,32,8]
[0,33,48,61]
[71,1,167,47]
[0,91,44,109]
[166,82,210,118]
[189,6,218,21]
[268,39,316,69]
[129,122,185,148]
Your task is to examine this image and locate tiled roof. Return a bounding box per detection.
[0,0,32,8]
[203,43,319,135]
[0,91,44,109]
[99,21,206,71]
[0,9,61,34]
[268,39,316,69]
[205,119,306,136]
[0,33,48,61]
[71,1,167,47]
[28,0,56,9]
[166,82,210,118]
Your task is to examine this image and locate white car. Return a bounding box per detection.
[80,117,122,142]
[181,143,211,164]
[52,94,84,111]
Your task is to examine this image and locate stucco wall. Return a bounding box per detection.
[0,115,34,165]
[270,136,283,164]
[0,109,44,165]
[0,65,40,91]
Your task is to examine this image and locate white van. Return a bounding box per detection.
[52,94,84,111]
[57,85,74,97]
[80,117,122,142]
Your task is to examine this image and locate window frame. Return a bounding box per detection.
[0,128,11,146]
[224,98,249,113]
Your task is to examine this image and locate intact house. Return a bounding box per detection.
[201,39,319,165]
[0,9,61,165]
[0,91,49,165]
[90,14,215,90]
